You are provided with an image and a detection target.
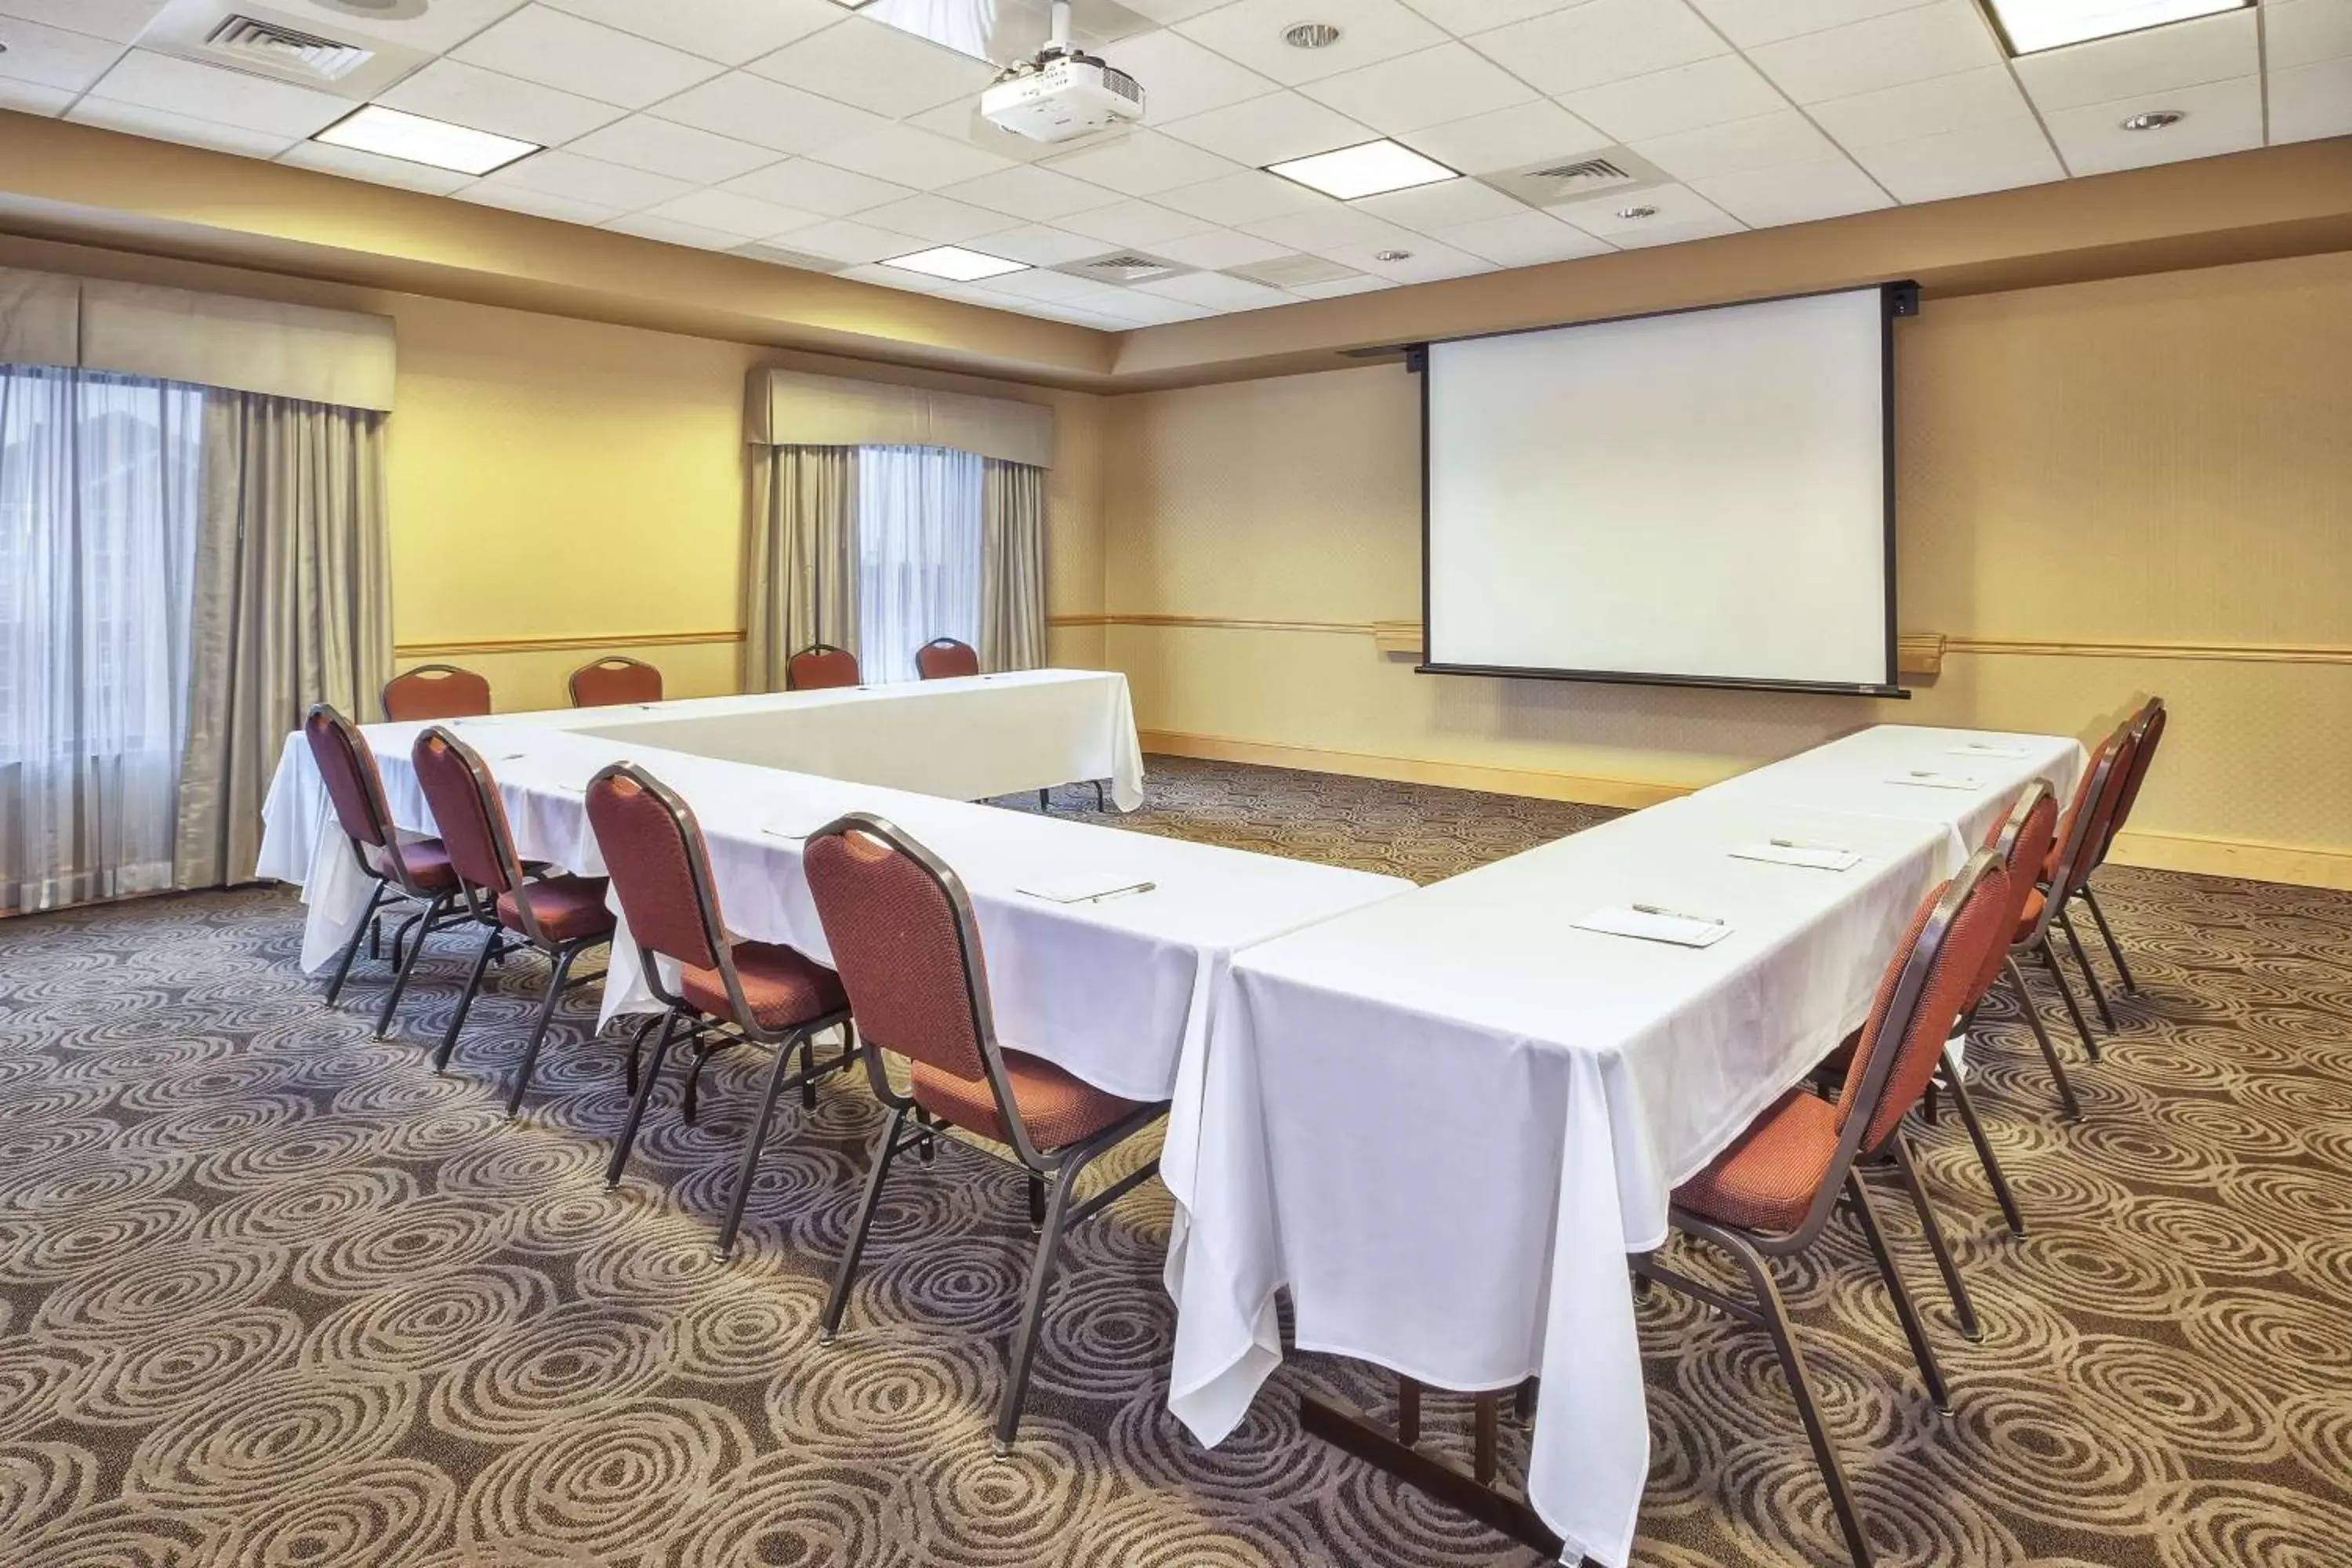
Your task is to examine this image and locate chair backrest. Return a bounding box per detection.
[914,638,980,681]
[383,663,492,721]
[583,763,728,976]
[2053,720,2136,903]
[303,703,436,894]
[2093,698,2165,869]
[411,727,528,916]
[569,655,662,708]
[786,644,859,691]
[1834,848,2014,1160]
[1966,779,2056,1011]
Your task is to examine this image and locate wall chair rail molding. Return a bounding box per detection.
[394,630,745,659]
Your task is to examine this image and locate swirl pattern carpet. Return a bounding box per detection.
[2,755,2347,1567]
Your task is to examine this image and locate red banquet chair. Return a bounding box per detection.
[409,727,616,1116]
[1636,846,2014,1568]
[2067,695,2166,1000]
[785,643,859,691]
[2009,721,2135,1061]
[584,762,854,1254]
[803,812,1168,1452]
[914,637,980,680]
[382,662,491,721]
[568,655,663,708]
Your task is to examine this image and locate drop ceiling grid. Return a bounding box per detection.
[0,0,2339,329]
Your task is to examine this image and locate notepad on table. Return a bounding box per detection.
[1888,770,1982,791]
[1947,742,2031,759]
[1730,840,1863,872]
[1573,906,1732,949]
[1017,873,1156,905]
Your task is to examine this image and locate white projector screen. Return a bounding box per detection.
[1423,285,1901,695]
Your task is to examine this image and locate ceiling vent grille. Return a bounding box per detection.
[1080,254,1179,281]
[204,14,374,81]
[1485,147,1668,212]
[1525,156,1635,190]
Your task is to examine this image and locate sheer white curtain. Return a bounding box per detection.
[856,444,983,684]
[0,367,204,913]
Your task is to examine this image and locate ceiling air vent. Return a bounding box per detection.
[1526,155,1634,189]
[1081,254,1181,281]
[204,14,374,81]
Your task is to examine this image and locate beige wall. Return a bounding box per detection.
[1101,250,2352,888]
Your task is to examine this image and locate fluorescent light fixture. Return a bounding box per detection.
[1984,0,2247,54]
[1265,139,1458,201]
[313,104,539,176]
[883,245,1029,281]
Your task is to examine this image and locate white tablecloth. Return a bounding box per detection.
[1160,786,1994,1567]
[1706,723,2086,849]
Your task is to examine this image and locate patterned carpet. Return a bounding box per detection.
[2,755,2349,1568]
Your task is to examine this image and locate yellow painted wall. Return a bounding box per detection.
[1101,250,2352,888]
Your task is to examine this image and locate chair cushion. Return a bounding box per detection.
[1674,1088,1842,1233]
[367,836,457,893]
[679,940,847,1032]
[497,874,615,944]
[2014,888,2045,943]
[913,1047,1148,1152]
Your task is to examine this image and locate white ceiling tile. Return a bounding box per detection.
[1688,154,1893,225]
[1548,180,1733,236]
[1154,168,1335,223]
[1559,55,1792,143]
[1105,27,1283,122]
[1240,202,1421,254]
[0,78,72,114]
[1314,236,1494,281]
[1747,1,2003,103]
[637,187,829,238]
[721,158,915,216]
[1686,0,1947,49]
[263,0,532,54]
[1469,0,1730,96]
[1396,99,1610,174]
[1287,272,1397,298]
[475,149,694,210]
[1159,91,1373,165]
[598,211,746,249]
[1298,45,1539,136]
[0,0,169,45]
[453,4,724,111]
[1044,128,1243,194]
[811,124,1017,189]
[971,269,1137,306]
[2269,53,2352,142]
[1131,269,1298,309]
[279,140,478,194]
[1105,294,1225,324]
[1599,212,1748,247]
[1400,0,1585,30]
[768,216,931,263]
[2042,73,2262,175]
[0,13,118,92]
[858,192,1024,244]
[2013,10,2257,111]
[1174,0,1448,86]
[84,51,351,137]
[935,163,1123,221]
[383,59,627,145]
[562,115,780,183]
[67,96,298,158]
[540,0,845,65]
[650,71,888,154]
[1355,177,1527,231]
[1146,227,1296,267]
[1807,64,2036,150]
[1847,114,2063,201]
[971,223,1120,264]
[1633,109,1840,181]
[2266,0,2352,69]
[1435,207,1613,264]
[747,16,1000,119]
[459,183,628,224]
[1054,198,1218,246]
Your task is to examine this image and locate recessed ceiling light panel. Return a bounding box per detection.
[312,105,540,176]
[1983,0,2247,55]
[1265,139,1459,201]
[884,245,1030,281]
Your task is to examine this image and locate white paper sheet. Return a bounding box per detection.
[1571,906,1733,947]
[1729,840,1864,871]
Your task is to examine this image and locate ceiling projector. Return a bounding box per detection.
[979,1,1144,144]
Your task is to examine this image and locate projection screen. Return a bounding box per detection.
[1421,285,1904,696]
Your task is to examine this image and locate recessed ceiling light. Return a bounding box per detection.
[1616,205,1658,220]
[1982,0,2247,56]
[1283,22,1342,49]
[312,104,540,176]
[2120,109,2185,130]
[1265,140,1458,201]
[884,245,1029,281]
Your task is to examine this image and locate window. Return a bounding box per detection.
[855,445,983,684]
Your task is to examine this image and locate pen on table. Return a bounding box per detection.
[1770,837,1846,852]
[1632,902,1719,924]
[1085,880,1155,902]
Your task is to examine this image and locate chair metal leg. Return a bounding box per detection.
[1027,1172,1047,1235]
[2078,884,2140,995]
[994,1156,1084,1454]
[375,893,451,1039]
[2040,937,2100,1062]
[503,942,583,1119]
[621,1011,660,1096]
[821,1102,912,1341]
[680,1037,715,1124]
[2057,907,2117,1031]
[1037,788,1050,811]
[368,914,383,962]
[1846,1171,1951,1414]
[324,881,388,1007]
[430,923,500,1072]
[1886,1134,1980,1341]
[604,1011,681,1188]
[2004,956,2083,1120]
[1941,1051,2025,1238]
[713,1029,811,1261]
[1091,779,1107,811]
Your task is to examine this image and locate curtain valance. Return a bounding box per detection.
[0,265,397,410]
[746,367,1053,468]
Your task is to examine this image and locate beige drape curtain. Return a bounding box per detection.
[176,390,392,887]
[981,459,1047,672]
[744,445,858,691]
